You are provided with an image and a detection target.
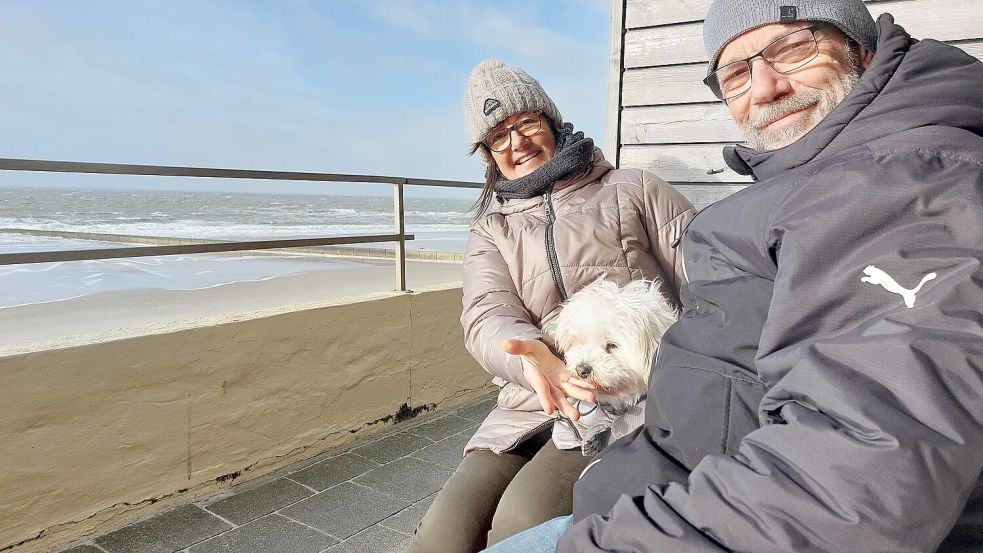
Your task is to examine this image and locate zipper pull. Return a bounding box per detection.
[670,205,709,248]
[543,192,552,219]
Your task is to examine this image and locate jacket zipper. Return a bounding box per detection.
[543,190,568,301]
[670,205,709,249]
[500,190,567,455]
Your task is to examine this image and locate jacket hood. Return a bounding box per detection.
[725,14,983,181]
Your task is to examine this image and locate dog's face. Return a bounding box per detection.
[544,279,676,412]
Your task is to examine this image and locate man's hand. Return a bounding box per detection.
[502,338,596,421]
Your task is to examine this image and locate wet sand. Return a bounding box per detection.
[0,259,464,356]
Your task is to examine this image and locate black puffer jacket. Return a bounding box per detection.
[562,15,983,553]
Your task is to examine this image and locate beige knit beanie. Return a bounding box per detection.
[462,60,563,145]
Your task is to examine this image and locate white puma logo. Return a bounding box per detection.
[860,265,937,308]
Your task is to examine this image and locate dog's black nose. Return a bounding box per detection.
[575,363,592,379]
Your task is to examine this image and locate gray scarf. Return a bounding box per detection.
[494,123,595,202]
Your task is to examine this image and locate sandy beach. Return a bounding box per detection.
[0,258,465,356]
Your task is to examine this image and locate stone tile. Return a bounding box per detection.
[204,478,312,525]
[456,397,497,422]
[350,432,432,464]
[280,482,410,540]
[354,457,454,503]
[188,514,337,553]
[410,432,469,469]
[95,505,231,553]
[60,546,104,553]
[379,494,436,535]
[287,452,379,492]
[325,525,411,553]
[408,415,475,441]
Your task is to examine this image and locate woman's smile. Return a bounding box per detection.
[515,150,542,166]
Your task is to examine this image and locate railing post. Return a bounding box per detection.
[393,179,407,292]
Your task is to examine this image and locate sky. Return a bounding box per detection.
[0,0,612,198]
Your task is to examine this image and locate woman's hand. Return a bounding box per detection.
[502,339,596,421]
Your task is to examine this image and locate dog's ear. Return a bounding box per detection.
[540,314,569,353]
[621,279,672,307]
[620,279,677,335]
[621,279,653,298]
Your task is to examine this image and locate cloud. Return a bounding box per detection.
[368,0,587,61]
[363,0,612,148]
[0,1,610,198]
[368,1,438,35]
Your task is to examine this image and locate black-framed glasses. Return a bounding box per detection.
[703,23,831,101]
[484,112,544,153]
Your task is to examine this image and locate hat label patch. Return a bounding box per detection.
[483,98,501,116]
[780,6,797,22]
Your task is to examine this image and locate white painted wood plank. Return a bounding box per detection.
[620,144,753,183]
[624,0,983,68]
[607,0,627,164]
[622,64,716,105]
[672,183,746,208]
[624,23,705,67]
[622,104,743,144]
[867,1,983,41]
[957,41,983,59]
[625,0,710,29]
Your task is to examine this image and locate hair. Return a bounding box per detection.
[467,142,498,225]
[467,114,562,224]
[826,26,866,72]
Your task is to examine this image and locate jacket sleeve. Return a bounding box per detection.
[559,149,983,552]
[460,220,542,390]
[641,171,695,298]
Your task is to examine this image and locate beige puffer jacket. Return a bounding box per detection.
[462,149,695,454]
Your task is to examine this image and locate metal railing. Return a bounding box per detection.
[0,158,482,292]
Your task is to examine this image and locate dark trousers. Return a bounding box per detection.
[406,430,591,553]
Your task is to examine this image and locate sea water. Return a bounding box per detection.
[0,185,477,308]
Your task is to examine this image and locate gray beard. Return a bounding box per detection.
[741,54,863,152]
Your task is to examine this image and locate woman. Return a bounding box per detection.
[407,60,695,552]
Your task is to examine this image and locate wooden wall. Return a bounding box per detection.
[606,0,983,208]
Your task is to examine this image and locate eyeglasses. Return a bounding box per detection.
[484,112,544,153]
[703,23,831,101]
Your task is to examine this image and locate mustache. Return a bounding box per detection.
[748,90,823,128]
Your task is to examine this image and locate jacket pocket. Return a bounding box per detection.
[648,364,766,470]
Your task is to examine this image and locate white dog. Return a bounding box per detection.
[544,279,677,414]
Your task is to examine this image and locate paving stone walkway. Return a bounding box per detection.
[58,393,497,553]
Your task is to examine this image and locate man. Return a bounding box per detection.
[484,0,983,551]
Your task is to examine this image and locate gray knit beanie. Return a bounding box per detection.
[462,60,562,144]
[703,0,877,71]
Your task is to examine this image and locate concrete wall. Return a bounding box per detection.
[607,0,983,208]
[0,286,491,553]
